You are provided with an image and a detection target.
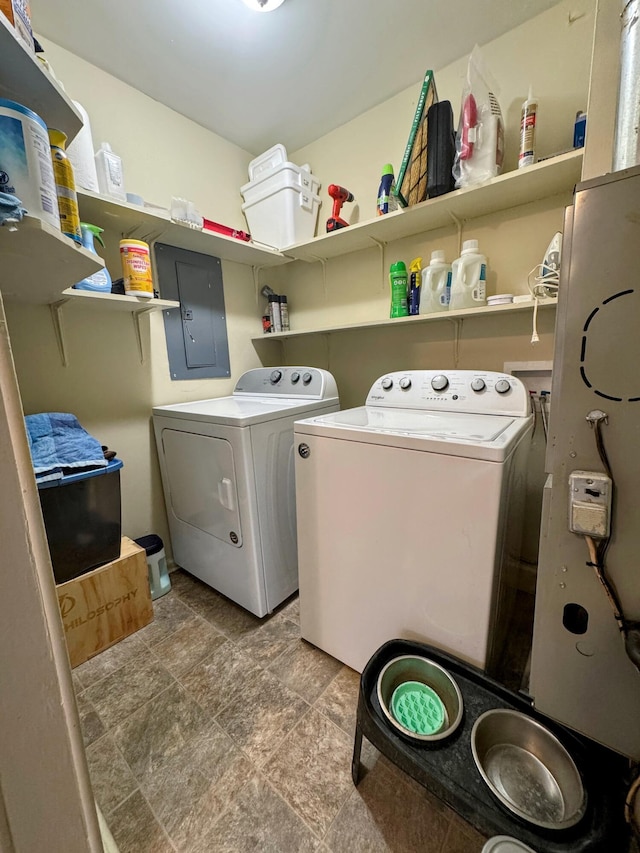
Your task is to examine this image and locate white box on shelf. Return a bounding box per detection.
[248,143,287,181]
[241,161,321,249]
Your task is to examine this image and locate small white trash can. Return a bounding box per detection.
[134,534,171,600]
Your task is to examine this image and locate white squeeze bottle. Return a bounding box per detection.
[420,250,451,314]
[449,239,487,310]
[95,142,126,201]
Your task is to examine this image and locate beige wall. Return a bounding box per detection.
[290,0,594,226]
[5,42,263,552]
[7,1,596,566]
[256,0,595,566]
[38,38,253,229]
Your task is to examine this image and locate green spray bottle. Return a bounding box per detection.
[389,261,409,318]
[74,223,112,292]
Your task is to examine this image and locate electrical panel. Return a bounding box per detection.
[155,243,230,381]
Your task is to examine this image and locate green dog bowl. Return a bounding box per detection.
[376,655,463,742]
[391,681,446,735]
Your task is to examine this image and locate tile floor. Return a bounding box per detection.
[74,569,490,852]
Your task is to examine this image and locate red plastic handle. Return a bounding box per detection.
[202,218,251,242]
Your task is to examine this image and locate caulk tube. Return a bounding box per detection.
[518,86,538,168]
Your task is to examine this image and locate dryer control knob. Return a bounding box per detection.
[399,377,412,390]
[495,379,511,394]
[302,372,313,385]
[471,378,486,392]
[290,372,300,384]
[381,377,394,390]
[270,370,282,384]
[431,374,449,392]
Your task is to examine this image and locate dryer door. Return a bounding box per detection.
[160,428,242,546]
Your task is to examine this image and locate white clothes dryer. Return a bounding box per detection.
[153,367,339,617]
[294,370,533,672]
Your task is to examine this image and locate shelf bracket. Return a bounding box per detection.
[323,332,332,373]
[369,237,387,292]
[446,317,463,367]
[49,299,72,367]
[308,255,328,299]
[448,211,464,255]
[133,308,154,364]
[125,224,166,245]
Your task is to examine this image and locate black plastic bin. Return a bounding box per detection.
[37,458,123,584]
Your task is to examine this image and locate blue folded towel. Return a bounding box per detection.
[25,413,107,484]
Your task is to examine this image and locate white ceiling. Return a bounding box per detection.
[31,0,561,155]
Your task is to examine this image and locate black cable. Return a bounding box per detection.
[586,414,640,673]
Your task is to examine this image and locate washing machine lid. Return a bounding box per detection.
[153,395,338,427]
[295,406,532,462]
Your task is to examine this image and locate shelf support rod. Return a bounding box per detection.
[308,255,328,299]
[133,308,154,364]
[448,211,464,255]
[252,265,265,305]
[446,317,463,367]
[323,332,332,374]
[49,299,71,367]
[369,237,387,292]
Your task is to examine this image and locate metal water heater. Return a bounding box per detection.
[530,166,640,759]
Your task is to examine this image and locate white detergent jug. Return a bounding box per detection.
[449,239,487,310]
[420,250,451,314]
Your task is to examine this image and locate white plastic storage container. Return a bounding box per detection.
[449,239,487,310]
[240,151,321,249]
[420,250,451,314]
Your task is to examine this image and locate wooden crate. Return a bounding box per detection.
[56,536,153,668]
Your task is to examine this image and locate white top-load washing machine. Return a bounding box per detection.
[153,367,339,617]
[294,369,533,673]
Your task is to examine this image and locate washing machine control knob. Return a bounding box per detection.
[471,378,486,392]
[290,372,300,384]
[381,377,393,390]
[270,370,282,384]
[399,377,412,390]
[495,379,511,394]
[302,372,313,385]
[431,374,449,392]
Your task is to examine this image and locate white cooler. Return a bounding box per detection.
[240,144,321,249]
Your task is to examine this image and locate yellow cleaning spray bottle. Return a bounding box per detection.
[48,129,82,243]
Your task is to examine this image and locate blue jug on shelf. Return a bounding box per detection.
[74,222,112,292]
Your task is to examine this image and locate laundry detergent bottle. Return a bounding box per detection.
[420,250,451,314]
[74,222,112,292]
[449,239,487,309]
[389,261,409,318]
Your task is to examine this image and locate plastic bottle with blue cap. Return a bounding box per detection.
[449,239,487,310]
[420,250,451,314]
[74,223,113,292]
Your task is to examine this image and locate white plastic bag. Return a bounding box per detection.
[453,45,504,189]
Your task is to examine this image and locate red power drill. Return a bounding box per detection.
[326,184,355,233]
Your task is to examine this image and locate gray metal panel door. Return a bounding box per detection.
[530,167,640,759]
[155,243,230,380]
[160,428,242,547]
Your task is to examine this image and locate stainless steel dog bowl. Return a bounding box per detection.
[471,709,587,830]
[376,655,463,742]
